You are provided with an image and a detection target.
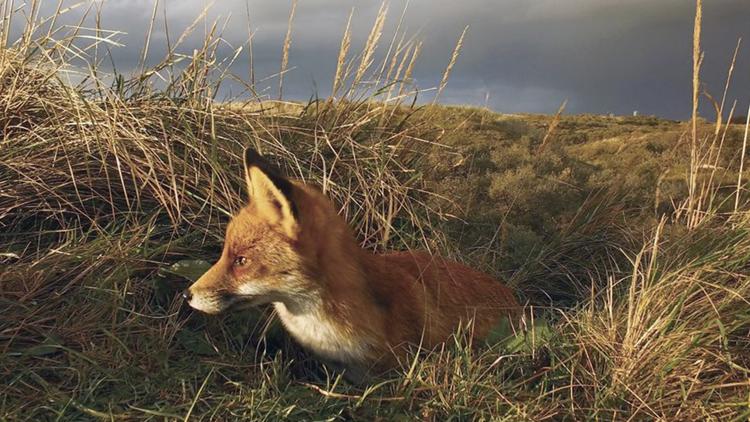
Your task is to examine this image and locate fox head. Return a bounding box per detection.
[184,148,319,314]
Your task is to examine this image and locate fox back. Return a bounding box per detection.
[186,148,520,382]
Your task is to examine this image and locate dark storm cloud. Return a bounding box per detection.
[14,0,750,119]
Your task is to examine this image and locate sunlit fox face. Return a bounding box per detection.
[185,149,310,314]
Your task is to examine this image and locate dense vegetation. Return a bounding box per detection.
[2,2,749,420]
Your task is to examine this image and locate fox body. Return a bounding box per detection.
[186,149,520,381]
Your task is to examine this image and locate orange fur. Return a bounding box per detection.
[186,149,520,381]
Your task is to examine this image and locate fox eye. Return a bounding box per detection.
[233,256,247,267]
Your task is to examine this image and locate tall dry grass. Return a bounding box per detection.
[278,0,297,100]
[678,0,750,229]
[433,25,468,105]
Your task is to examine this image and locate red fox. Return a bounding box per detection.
[185,148,520,382]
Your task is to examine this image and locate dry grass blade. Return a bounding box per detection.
[353,1,387,88]
[278,0,297,100]
[537,99,568,153]
[736,106,750,212]
[433,25,467,105]
[687,0,703,221]
[715,37,742,135]
[331,8,353,99]
[245,0,255,86]
[397,40,421,98]
[376,0,409,83]
[138,0,159,75]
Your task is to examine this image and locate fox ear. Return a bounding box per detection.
[243,148,298,238]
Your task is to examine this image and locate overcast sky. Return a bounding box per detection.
[12,0,750,119]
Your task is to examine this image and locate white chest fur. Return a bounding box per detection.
[273,302,373,365]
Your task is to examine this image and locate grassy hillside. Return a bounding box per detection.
[2,3,750,421]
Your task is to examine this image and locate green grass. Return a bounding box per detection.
[2,2,750,420]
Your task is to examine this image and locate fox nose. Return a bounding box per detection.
[181,289,192,302]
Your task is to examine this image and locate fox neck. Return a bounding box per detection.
[272,271,379,366]
[272,216,384,365]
